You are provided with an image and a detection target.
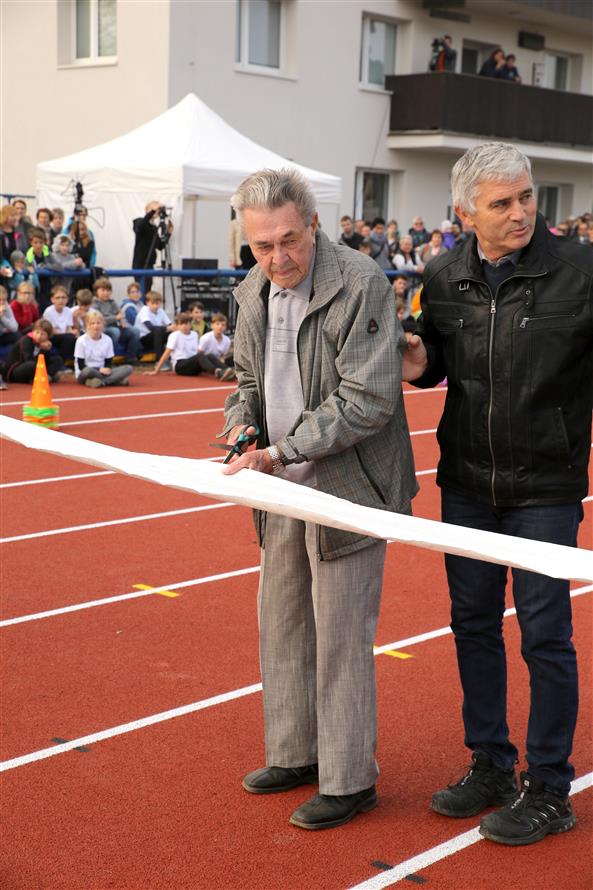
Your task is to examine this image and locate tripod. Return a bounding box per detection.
[143,221,178,316]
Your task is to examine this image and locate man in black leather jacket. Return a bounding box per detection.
[404,142,592,847]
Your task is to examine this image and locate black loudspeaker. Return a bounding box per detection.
[518,31,545,51]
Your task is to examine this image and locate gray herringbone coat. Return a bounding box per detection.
[223,229,418,559]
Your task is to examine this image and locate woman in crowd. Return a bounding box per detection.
[393,233,424,274]
[418,229,448,264]
[1,205,28,265]
[69,219,96,289]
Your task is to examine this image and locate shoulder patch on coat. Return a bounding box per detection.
[367,318,379,334]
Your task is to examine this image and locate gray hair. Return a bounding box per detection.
[451,143,532,214]
[231,168,317,225]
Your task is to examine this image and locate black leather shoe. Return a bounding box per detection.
[289,786,377,830]
[242,764,318,795]
[431,752,518,818]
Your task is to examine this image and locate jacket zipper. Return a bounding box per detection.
[487,295,497,506]
[519,312,577,328]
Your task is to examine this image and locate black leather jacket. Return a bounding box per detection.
[414,214,593,506]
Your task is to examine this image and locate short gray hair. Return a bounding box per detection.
[451,143,532,214]
[231,168,317,225]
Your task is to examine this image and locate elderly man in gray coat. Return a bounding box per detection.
[222,168,417,830]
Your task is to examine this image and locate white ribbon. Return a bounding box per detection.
[1,414,591,582]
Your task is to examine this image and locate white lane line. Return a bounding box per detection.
[0,384,446,410]
[347,772,593,890]
[0,502,236,544]
[0,470,115,489]
[0,384,235,407]
[59,407,223,427]
[0,683,264,773]
[1,589,590,772]
[0,566,262,628]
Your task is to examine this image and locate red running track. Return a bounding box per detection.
[0,374,591,890]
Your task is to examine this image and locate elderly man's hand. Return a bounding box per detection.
[402,332,429,382]
[222,447,274,476]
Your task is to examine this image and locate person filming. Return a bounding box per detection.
[132,201,173,291]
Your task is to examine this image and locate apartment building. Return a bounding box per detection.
[1,0,591,264]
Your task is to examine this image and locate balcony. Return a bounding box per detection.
[384,73,592,163]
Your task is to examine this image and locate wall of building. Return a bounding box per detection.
[168,0,592,240]
[1,0,170,198]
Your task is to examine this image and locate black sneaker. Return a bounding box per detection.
[479,772,576,846]
[431,752,518,818]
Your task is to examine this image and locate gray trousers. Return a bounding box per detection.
[77,365,133,386]
[258,512,386,795]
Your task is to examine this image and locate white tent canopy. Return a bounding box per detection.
[36,93,341,278]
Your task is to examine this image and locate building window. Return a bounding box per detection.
[360,16,397,88]
[74,0,117,60]
[544,52,569,90]
[355,170,390,222]
[461,40,494,75]
[236,0,281,70]
[537,185,559,225]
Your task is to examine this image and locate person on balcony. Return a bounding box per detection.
[501,54,522,83]
[429,35,457,72]
[479,48,506,78]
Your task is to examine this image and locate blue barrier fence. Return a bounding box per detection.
[30,265,423,330]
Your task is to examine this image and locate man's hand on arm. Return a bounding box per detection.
[402,332,429,382]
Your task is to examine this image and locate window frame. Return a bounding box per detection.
[359,14,398,92]
[69,0,117,66]
[235,0,292,80]
[354,168,391,223]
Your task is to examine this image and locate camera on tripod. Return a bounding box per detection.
[73,181,87,218]
[153,205,172,243]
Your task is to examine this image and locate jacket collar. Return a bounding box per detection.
[448,212,550,282]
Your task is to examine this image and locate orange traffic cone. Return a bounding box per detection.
[22,354,60,428]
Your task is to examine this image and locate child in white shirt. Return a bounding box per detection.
[74,311,133,388]
[43,284,76,361]
[134,290,173,360]
[198,312,235,380]
[151,312,195,374]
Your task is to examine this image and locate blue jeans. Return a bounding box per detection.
[441,488,582,795]
[104,325,142,360]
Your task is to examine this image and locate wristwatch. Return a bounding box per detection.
[267,445,285,475]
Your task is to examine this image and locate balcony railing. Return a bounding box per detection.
[384,72,593,148]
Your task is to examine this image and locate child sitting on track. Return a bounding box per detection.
[10,281,39,332]
[0,318,65,383]
[150,312,229,378]
[134,290,173,362]
[121,282,144,327]
[198,312,235,380]
[190,300,209,336]
[72,288,93,335]
[43,284,77,361]
[74,311,133,388]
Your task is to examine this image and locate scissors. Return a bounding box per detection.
[210,424,260,464]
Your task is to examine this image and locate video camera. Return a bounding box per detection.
[154,205,173,244]
[431,37,444,51]
[73,181,87,218]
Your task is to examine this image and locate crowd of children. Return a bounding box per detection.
[0,272,236,390]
